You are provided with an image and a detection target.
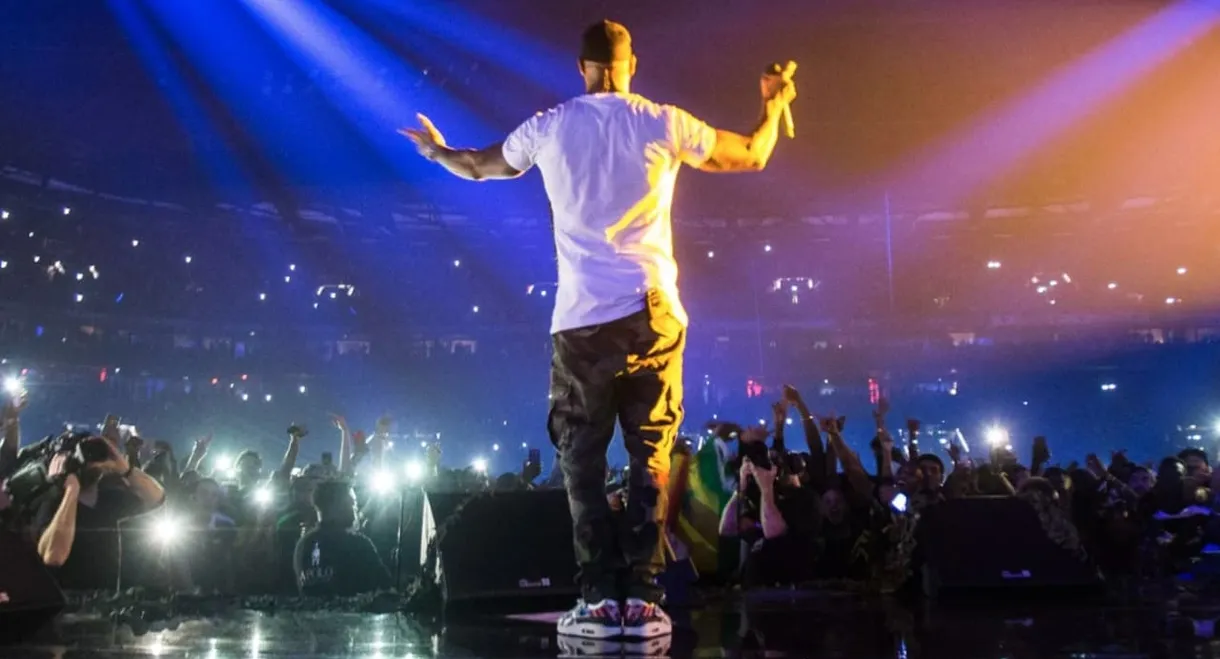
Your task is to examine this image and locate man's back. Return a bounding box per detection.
[293,526,390,596]
[503,92,716,334]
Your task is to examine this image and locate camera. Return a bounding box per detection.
[2,428,112,505]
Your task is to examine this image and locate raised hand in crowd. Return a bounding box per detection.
[125,434,144,470]
[1085,453,1109,480]
[522,457,543,485]
[1,389,28,471]
[946,442,962,469]
[872,396,891,430]
[101,414,121,451]
[184,433,212,473]
[1032,436,1051,476]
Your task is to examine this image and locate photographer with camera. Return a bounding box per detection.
[33,416,165,587]
[718,425,818,586]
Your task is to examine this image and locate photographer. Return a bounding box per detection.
[33,429,165,587]
[718,427,817,586]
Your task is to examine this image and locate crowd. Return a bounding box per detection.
[3,378,1218,609]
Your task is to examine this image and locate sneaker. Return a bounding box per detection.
[556,635,623,658]
[557,599,622,639]
[622,598,672,639]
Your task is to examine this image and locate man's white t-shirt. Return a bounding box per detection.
[501,92,718,335]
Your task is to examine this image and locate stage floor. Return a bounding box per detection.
[9,588,1220,657]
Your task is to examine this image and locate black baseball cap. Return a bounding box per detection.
[580,20,633,64]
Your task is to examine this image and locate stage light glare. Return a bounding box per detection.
[985,426,1009,446]
[371,470,396,495]
[253,487,274,507]
[152,515,183,545]
[3,377,24,396]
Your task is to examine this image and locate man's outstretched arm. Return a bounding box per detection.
[399,114,522,181]
[430,144,522,181]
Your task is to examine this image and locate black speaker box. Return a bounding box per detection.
[0,530,65,643]
[918,496,1104,597]
[421,490,578,605]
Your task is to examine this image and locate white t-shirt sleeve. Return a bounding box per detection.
[502,108,555,173]
[667,105,718,168]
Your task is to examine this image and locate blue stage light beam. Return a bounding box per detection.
[355,0,570,94]
[144,0,374,185]
[105,0,251,195]
[238,0,495,170]
[876,1,1220,206]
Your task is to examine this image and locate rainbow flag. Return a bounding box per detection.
[671,440,731,574]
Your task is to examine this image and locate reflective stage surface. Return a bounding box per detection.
[11,588,1220,657]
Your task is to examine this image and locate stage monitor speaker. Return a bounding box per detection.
[421,489,578,605]
[0,530,65,644]
[918,496,1104,597]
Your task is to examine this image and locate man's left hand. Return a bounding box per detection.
[398,113,447,160]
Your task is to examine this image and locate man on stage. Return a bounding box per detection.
[401,20,796,640]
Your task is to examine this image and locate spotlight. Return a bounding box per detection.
[132,239,140,248]
[3,377,24,396]
[453,259,461,268]
[472,458,488,474]
[298,385,307,394]
[74,294,84,303]
[707,250,715,259]
[214,454,233,472]
[240,393,249,402]
[0,210,8,219]
[253,486,274,507]
[284,276,292,283]
[763,244,772,253]
[151,515,182,545]
[289,264,297,272]
[984,426,1009,446]
[0,261,7,269]
[370,470,396,495]
[986,260,1002,269]
[405,461,425,483]
[264,394,273,402]
[62,207,71,216]
[1107,282,1118,290]
[472,305,480,313]
[258,293,267,301]
[1177,267,1188,275]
